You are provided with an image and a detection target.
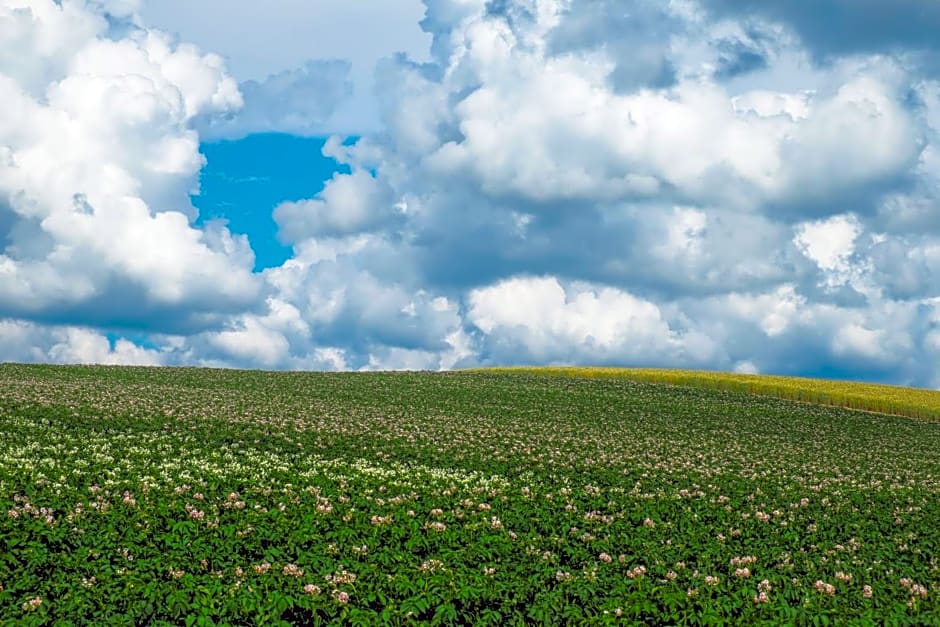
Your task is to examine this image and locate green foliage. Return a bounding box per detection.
[0,364,939,624]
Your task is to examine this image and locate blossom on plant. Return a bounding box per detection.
[282,564,304,578]
[814,580,836,595]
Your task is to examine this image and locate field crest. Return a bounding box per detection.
[477,366,940,421]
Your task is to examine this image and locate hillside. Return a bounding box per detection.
[478,366,940,421]
[1,364,938,624]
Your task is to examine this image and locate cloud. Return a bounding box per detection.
[197,60,354,139]
[546,0,682,90]
[467,276,719,366]
[794,214,862,288]
[4,0,940,389]
[273,169,399,241]
[0,0,260,332]
[254,0,939,386]
[701,0,940,64]
[0,319,164,365]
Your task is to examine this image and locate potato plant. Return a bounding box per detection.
[1,364,938,625]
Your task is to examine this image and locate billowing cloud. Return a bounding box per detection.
[0,0,259,333]
[273,170,399,241]
[0,318,165,365]
[3,0,940,389]
[467,276,719,366]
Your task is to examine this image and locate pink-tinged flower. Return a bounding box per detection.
[627,566,647,579]
[758,579,771,593]
[253,562,271,575]
[325,569,357,585]
[556,570,573,582]
[282,564,304,578]
[814,580,836,595]
[704,576,720,586]
[598,553,612,563]
[862,585,873,598]
[303,584,321,595]
[643,518,655,528]
[22,597,42,611]
[753,591,769,604]
[333,590,350,604]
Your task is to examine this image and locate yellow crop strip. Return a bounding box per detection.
[466,367,940,421]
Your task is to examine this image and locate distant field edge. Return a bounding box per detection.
[464,366,940,422]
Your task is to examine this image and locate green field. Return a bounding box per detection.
[1,364,939,625]
[475,367,940,421]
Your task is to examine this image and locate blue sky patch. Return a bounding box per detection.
[193,134,353,271]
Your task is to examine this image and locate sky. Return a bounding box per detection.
[2,0,940,387]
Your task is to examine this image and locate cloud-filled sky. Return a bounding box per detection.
[2,0,940,388]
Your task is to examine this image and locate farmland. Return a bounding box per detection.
[1,364,939,625]
[478,367,940,421]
